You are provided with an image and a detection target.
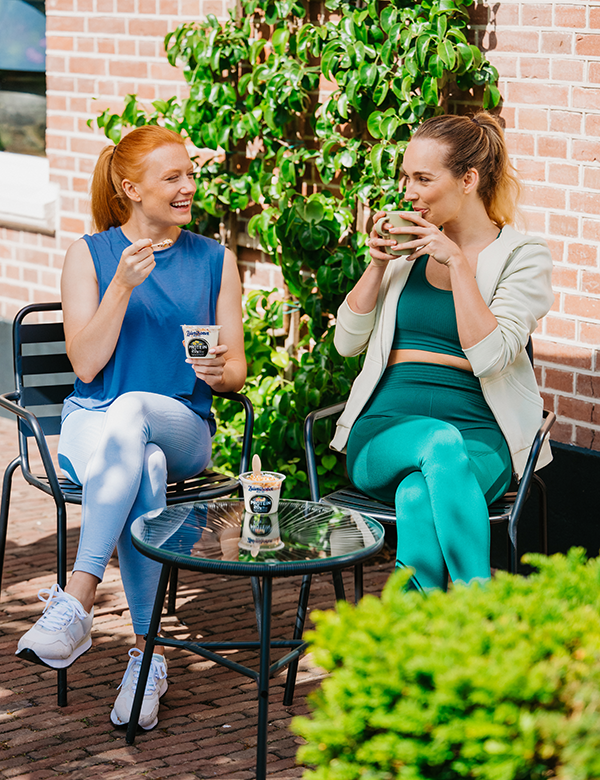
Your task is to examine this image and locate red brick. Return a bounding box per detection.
[576,372,600,398]
[493,30,540,54]
[521,208,546,233]
[75,36,94,53]
[583,219,600,242]
[555,5,587,29]
[588,63,600,85]
[543,315,576,341]
[160,0,179,13]
[549,419,572,443]
[139,0,159,12]
[567,243,598,267]
[46,35,74,51]
[548,163,579,187]
[573,87,600,111]
[139,40,159,58]
[573,140,600,163]
[523,184,565,210]
[552,266,578,290]
[60,217,86,233]
[564,293,600,320]
[574,426,600,450]
[108,60,149,79]
[88,17,127,35]
[507,81,569,107]
[505,132,535,156]
[97,39,117,55]
[520,57,550,80]
[516,158,546,182]
[488,53,518,78]
[46,15,85,32]
[541,31,574,54]
[575,34,600,57]
[517,107,548,131]
[580,321,600,345]
[150,62,180,81]
[581,270,600,295]
[592,7,600,30]
[534,340,593,369]
[557,396,596,424]
[128,19,169,37]
[67,56,106,76]
[522,4,552,26]
[571,191,600,217]
[550,110,582,135]
[117,39,137,57]
[583,168,600,191]
[537,137,567,159]
[545,367,575,393]
[551,58,584,83]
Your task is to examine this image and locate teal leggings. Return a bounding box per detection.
[346,363,512,591]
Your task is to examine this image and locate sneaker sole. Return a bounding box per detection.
[15,636,92,669]
[110,678,168,730]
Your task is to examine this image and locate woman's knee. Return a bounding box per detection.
[420,421,469,464]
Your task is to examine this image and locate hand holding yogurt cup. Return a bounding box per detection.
[182,324,229,387]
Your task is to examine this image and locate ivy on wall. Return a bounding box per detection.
[93,0,499,496]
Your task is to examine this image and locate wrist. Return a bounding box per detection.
[369,257,389,269]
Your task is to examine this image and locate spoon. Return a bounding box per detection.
[252,453,262,476]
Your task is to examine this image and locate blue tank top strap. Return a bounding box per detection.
[62,227,224,434]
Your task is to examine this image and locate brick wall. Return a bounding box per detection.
[469,1,600,449]
[1,0,600,450]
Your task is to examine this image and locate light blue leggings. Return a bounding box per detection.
[57,392,212,633]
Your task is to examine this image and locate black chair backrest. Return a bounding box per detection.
[13,302,76,450]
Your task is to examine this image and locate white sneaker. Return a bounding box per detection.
[16,584,93,669]
[110,648,168,730]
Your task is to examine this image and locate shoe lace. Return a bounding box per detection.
[120,648,167,696]
[36,584,87,631]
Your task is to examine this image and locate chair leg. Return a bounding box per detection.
[56,503,68,591]
[354,564,364,604]
[283,574,312,706]
[166,567,179,615]
[533,473,548,555]
[0,456,21,595]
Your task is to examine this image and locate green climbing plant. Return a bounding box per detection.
[91,0,500,497]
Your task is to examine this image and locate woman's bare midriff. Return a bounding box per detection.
[387,349,473,373]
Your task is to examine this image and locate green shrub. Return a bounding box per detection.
[293,548,600,780]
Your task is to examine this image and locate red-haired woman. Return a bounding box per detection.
[333,112,554,593]
[17,126,246,729]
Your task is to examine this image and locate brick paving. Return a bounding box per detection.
[0,417,394,779]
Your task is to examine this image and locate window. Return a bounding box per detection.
[0,0,46,157]
[0,0,55,234]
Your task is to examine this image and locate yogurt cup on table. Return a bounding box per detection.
[181,325,221,359]
[239,471,286,515]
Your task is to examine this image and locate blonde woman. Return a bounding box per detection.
[333,113,554,592]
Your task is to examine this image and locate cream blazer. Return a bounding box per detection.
[331,226,555,478]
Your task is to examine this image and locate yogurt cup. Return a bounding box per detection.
[238,511,284,556]
[181,325,221,359]
[239,471,285,515]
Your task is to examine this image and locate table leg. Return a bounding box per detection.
[256,576,272,780]
[251,576,262,635]
[332,569,346,601]
[126,563,171,745]
[354,564,363,604]
[283,573,312,707]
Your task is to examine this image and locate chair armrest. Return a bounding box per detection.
[303,402,347,502]
[508,409,556,544]
[0,390,65,504]
[213,391,254,474]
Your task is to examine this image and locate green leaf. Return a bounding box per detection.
[305,200,325,223]
[422,75,439,106]
[437,38,456,69]
[370,143,385,178]
[272,26,290,55]
[484,82,501,109]
[359,62,378,88]
[367,111,383,139]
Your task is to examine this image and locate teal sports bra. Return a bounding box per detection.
[391,255,467,360]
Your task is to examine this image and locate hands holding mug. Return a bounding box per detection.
[368,210,463,268]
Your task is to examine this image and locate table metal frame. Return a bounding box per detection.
[125,501,384,780]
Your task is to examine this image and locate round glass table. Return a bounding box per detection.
[126,498,385,778]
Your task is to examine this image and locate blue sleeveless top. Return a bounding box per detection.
[392,255,467,360]
[62,227,224,434]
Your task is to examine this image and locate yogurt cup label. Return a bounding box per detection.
[181,325,221,359]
